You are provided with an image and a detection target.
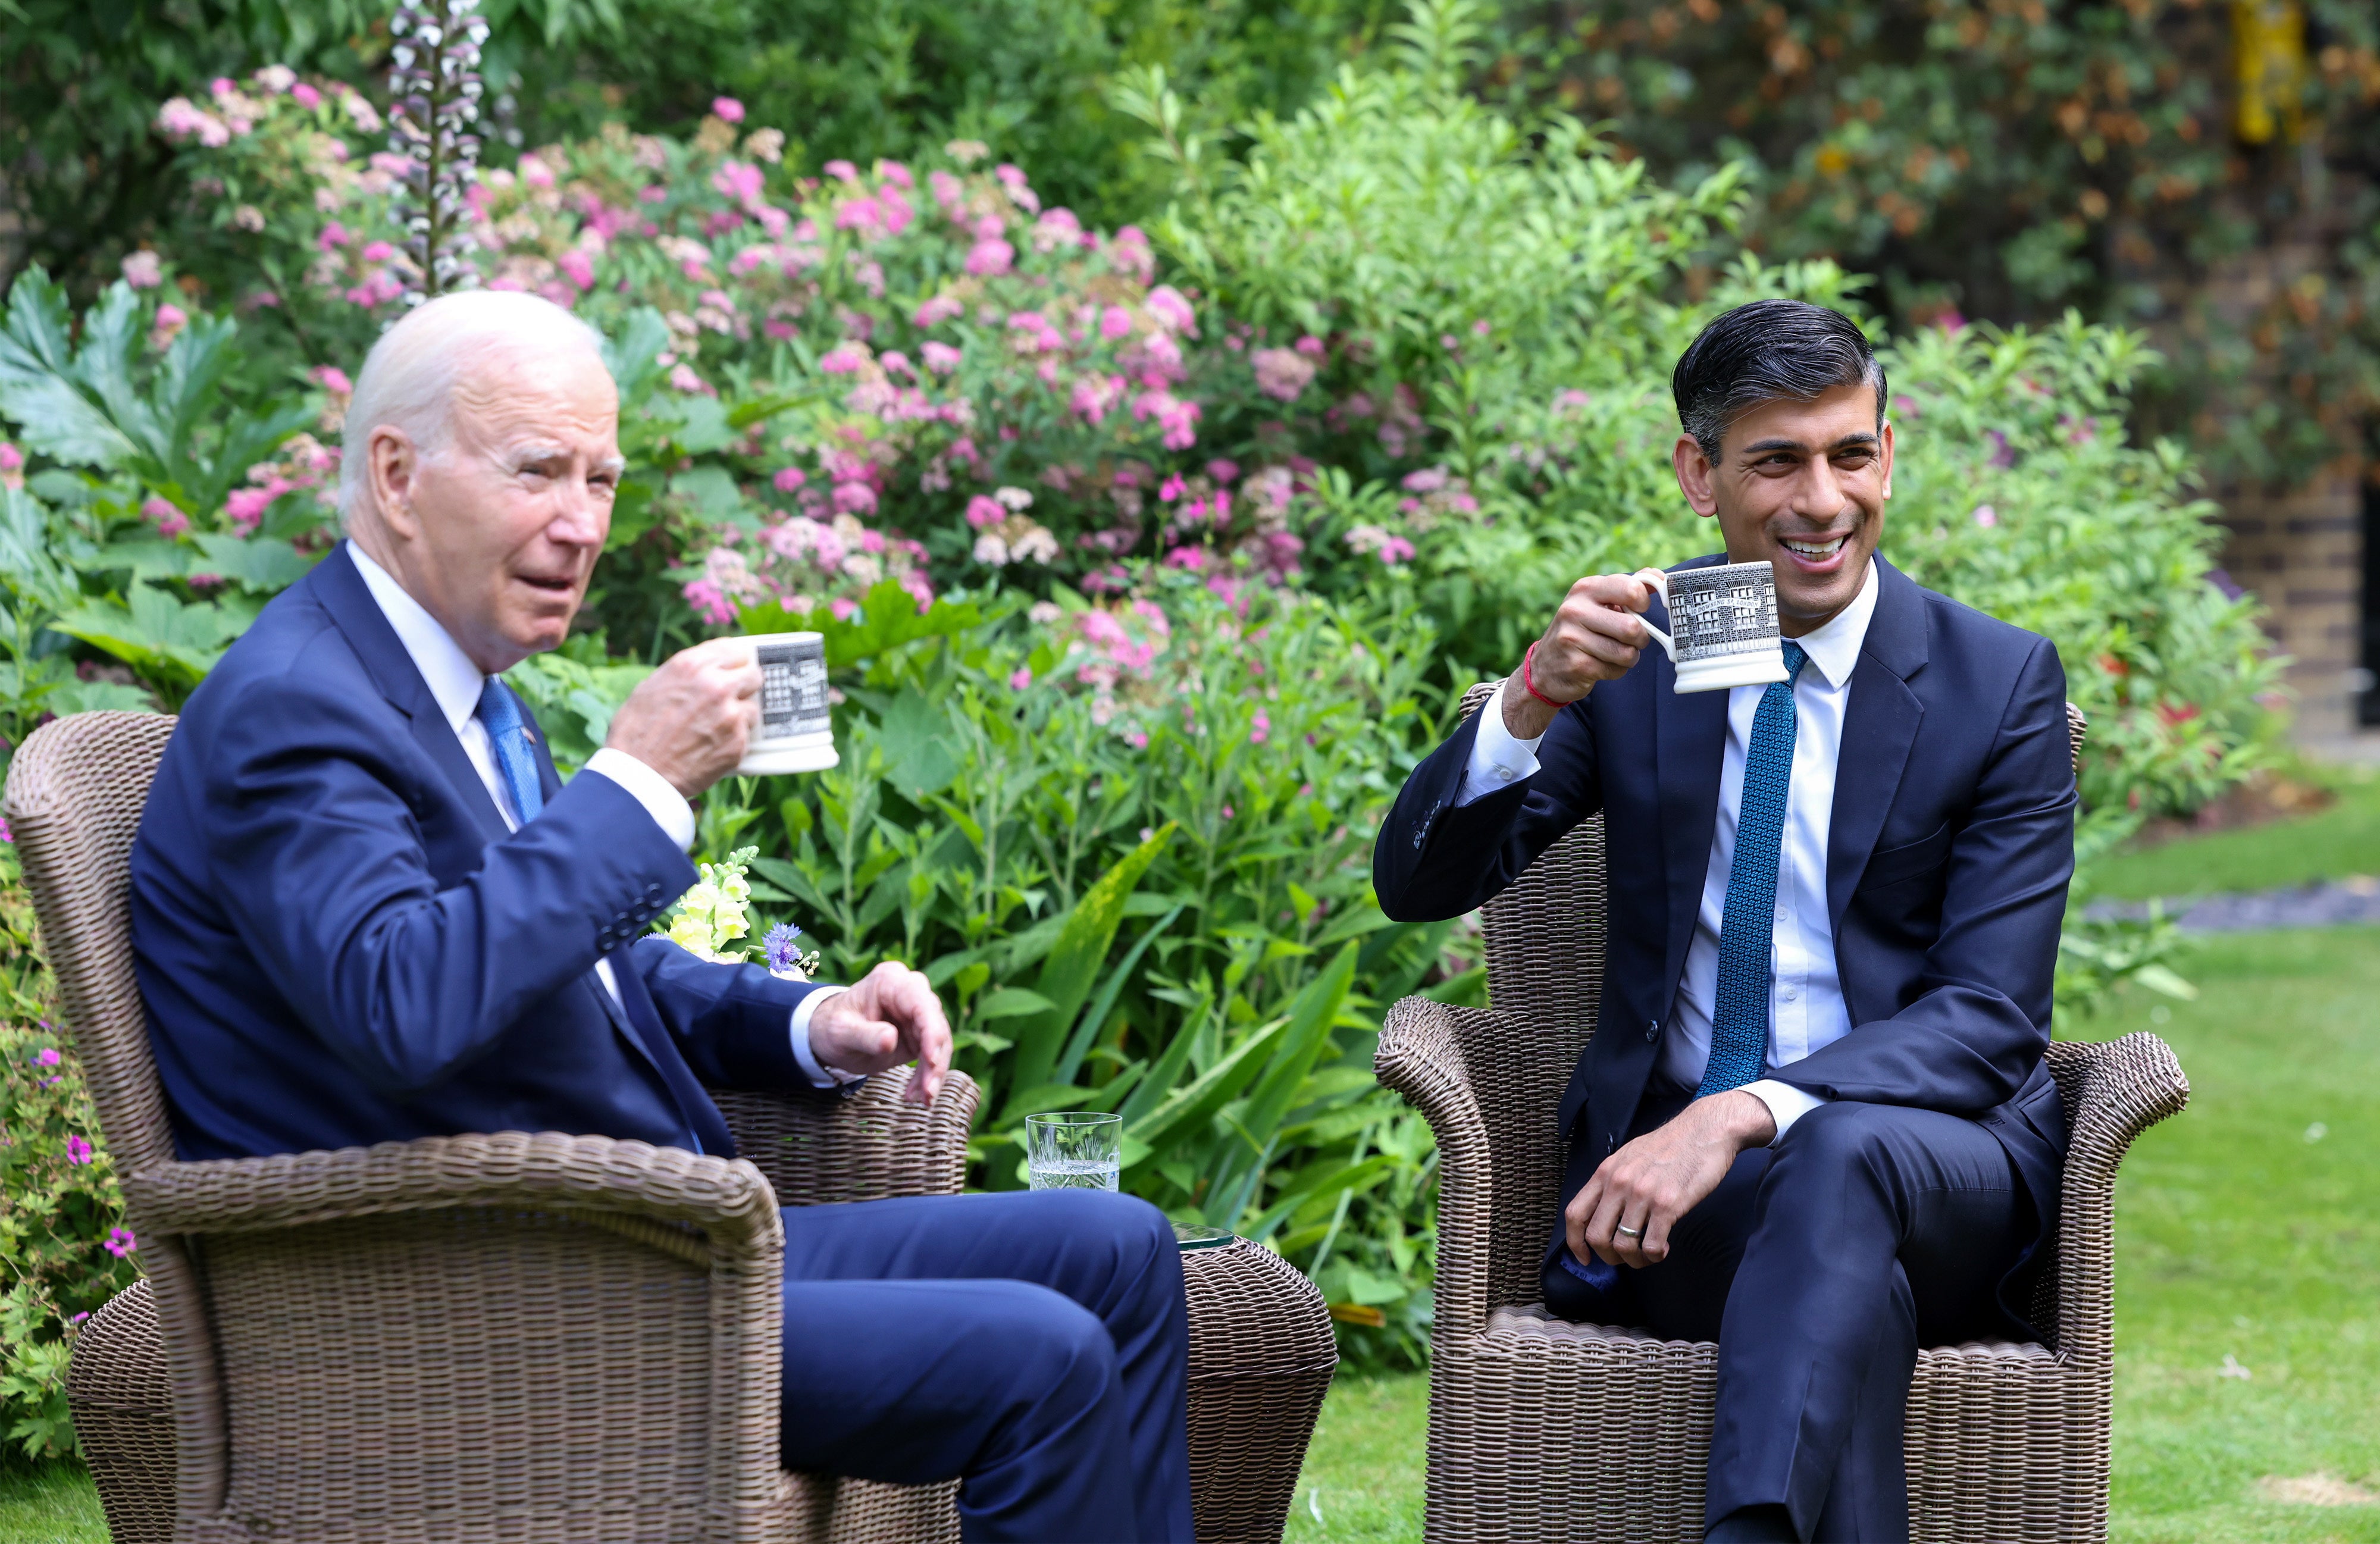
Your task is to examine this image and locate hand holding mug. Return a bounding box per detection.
[1505,568,1671,738]
[604,638,761,797]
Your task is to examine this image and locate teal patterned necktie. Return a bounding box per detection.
[1697,640,1810,1098]
[475,677,544,824]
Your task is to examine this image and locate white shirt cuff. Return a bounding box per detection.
[1742,1079,1827,1145]
[789,986,862,1088]
[1453,678,1546,808]
[583,747,697,852]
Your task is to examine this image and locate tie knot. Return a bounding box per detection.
[1780,639,1809,681]
[477,677,522,736]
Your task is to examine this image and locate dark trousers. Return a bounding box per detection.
[1544,1089,2033,1544]
[777,1189,1194,1543]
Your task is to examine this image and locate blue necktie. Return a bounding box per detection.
[1698,640,1810,1099]
[475,677,543,824]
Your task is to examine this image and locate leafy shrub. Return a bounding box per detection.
[0,842,138,1461]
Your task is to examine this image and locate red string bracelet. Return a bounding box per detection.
[1521,643,1569,710]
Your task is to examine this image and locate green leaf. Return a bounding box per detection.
[874,689,962,801]
[2132,963,2200,1001]
[1003,823,1178,1110]
[190,533,317,591]
[1050,904,1183,1088]
[977,987,1057,1019]
[669,463,744,521]
[1124,1016,1289,1163]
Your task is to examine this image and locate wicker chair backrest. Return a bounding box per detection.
[1452,681,2087,1317]
[4,712,183,1176]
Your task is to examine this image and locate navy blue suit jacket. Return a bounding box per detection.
[1374,555,2075,1324]
[131,542,825,1162]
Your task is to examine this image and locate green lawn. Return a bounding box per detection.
[11,873,2376,1543]
[2090,768,2380,900]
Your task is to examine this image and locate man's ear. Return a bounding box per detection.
[1878,418,1895,501]
[1671,433,1720,518]
[367,424,422,540]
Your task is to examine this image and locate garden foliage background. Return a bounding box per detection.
[0,0,2282,1457]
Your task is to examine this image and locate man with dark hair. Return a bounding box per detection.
[1373,298,2074,1542]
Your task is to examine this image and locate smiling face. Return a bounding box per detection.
[353,340,623,673]
[1670,382,1892,637]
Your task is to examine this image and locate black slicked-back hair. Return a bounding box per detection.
[1671,299,1884,459]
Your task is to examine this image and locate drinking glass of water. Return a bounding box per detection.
[1025,1112,1122,1192]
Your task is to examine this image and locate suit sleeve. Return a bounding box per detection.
[202,669,698,1097]
[1773,639,2075,1114]
[1373,691,1605,922]
[626,937,826,1092]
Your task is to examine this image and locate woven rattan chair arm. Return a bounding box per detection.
[2043,1032,2187,1361]
[120,1130,784,1260]
[1377,994,1518,1337]
[715,1066,982,1208]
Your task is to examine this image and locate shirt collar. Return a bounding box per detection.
[1788,556,1877,691]
[346,542,487,737]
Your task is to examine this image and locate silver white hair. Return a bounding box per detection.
[336,289,606,526]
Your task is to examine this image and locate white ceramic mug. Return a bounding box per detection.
[1637,561,1792,694]
[733,632,839,775]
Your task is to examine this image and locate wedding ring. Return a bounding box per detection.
[1614,1224,1644,1239]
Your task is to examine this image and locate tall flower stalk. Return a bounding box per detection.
[387,0,488,305]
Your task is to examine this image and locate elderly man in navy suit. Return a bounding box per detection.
[1374,300,2075,1542]
[130,290,1193,1543]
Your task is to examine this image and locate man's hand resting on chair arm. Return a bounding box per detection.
[603,637,762,798]
[1505,569,1673,741]
[807,962,954,1106]
[1566,1089,1777,1270]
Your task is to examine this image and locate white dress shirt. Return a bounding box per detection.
[1456,559,1881,1143]
[347,544,848,1086]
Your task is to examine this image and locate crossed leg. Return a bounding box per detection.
[774,1188,1194,1544]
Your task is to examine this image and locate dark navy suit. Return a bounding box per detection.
[130,544,1193,1542]
[1374,555,2074,1542]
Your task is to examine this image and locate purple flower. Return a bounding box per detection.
[35,1047,60,1067]
[104,1227,137,1258]
[762,923,806,973]
[66,1135,93,1164]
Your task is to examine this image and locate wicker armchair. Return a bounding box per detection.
[1374,684,2189,1543]
[11,710,972,1543]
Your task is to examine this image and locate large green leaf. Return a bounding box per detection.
[873,689,962,801]
[740,579,992,671]
[1123,1016,1290,1163]
[51,583,256,696]
[1001,823,1176,1110]
[190,533,317,591]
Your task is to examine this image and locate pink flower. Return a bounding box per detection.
[959,495,1003,529]
[0,443,21,474]
[104,1227,137,1258]
[831,597,859,621]
[965,237,1015,277]
[1295,334,1326,357]
[317,222,350,252]
[682,579,736,626]
[774,467,808,492]
[876,159,915,189]
[1145,285,1196,335]
[921,341,963,375]
[823,159,859,183]
[1220,804,1235,820]
[712,96,746,123]
[1206,459,1239,485]
[34,1047,60,1067]
[1163,546,1207,571]
[1250,711,1270,745]
[913,295,964,328]
[1009,667,1033,690]
[361,240,396,263]
[1251,346,1316,402]
[311,365,352,396]
[819,344,869,375]
[712,160,765,208]
[142,496,190,538]
[120,251,162,289]
[1379,535,1416,565]
[1159,474,1186,502]
[1100,305,1134,340]
[224,487,274,531]
[831,482,879,515]
[292,82,322,109]
[1973,504,1999,528]
[668,363,713,395]
[66,1135,94,1164]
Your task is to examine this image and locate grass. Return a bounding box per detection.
[2090,767,2380,901]
[8,806,2375,1543]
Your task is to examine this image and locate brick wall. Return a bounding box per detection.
[2215,464,2366,745]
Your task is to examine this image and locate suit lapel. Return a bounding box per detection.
[315,543,510,844]
[1826,558,1931,926]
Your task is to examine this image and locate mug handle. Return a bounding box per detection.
[1634,568,1677,661]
